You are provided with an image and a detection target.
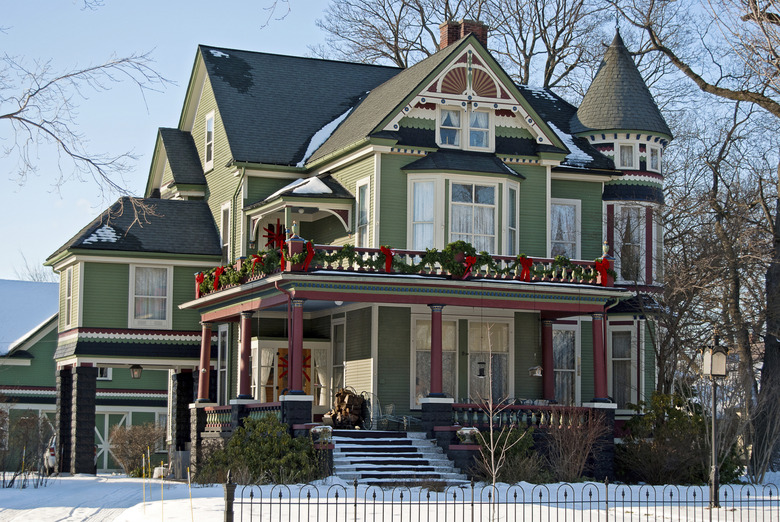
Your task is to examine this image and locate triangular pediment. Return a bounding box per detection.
[380,42,563,150]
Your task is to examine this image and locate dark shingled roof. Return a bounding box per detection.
[247,175,354,209]
[516,85,614,170]
[308,39,466,163]
[403,150,524,177]
[199,45,401,166]
[570,32,672,137]
[48,197,222,259]
[158,128,205,185]
[603,183,664,204]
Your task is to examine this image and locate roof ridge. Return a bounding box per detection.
[198,44,402,71]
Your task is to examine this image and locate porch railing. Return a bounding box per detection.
[204,405,233,434]
[452,403,592,430]
[246,401,282,422]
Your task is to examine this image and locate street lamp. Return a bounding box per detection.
[702,333,728,508]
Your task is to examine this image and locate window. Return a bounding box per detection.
[468,322,509,402]
[356,181,369,247]
[618,144,636,169]
[550,200,580,259]
[451,183,496,252]
[97,367,112,381]
[205,112,214,171]
[221,203,230,264]
[649,146,661,172]
[129,265,172,329]
[332,322,345,393]
[65,266,73,327]
[217,325,230,405]
[414,319,457,406]
[610,329,635,409]
[506,186,518,256]
[412,181,435,250]
[618,206,642,281]
[552,327,578,405]
[438,106,492,151]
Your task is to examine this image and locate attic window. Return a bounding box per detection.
[438,106,493,152]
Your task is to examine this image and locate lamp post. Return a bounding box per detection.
[702,333,728,508]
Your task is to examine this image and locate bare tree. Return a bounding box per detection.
[13,252,58,283]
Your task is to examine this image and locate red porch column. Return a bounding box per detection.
[196,321,213,402]
[592,312,608,400]
[289,298,305,394]
[238,311,253,399]
[429,304,445,396]
[542,319,555,400]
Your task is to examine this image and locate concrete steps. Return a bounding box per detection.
[332,430,468,486]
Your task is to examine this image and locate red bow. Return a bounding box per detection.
[463,255,477,279]
[195,272,205,299]
[213,266,225,291]
[251,254,264,274]
[380,246,394,272]
[519,256,533,282]
[594,259,609,287]
[303,242,315,271]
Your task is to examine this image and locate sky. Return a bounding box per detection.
[0,0,329,280]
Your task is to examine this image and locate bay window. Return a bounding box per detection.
[129,265,171,329]
[551,199,580,259]
[411,181,435,250]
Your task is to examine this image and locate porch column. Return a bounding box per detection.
[196,321,213,402]
[592,312,608,401]
[542,319,555,400]
[71,365,97,474]
[429,304,445,396]
[238,311,253,399]
[55,367,72,474]
[289,298,305,394]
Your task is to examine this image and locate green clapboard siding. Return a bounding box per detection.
[379,154,414,248]
[510,164,547,257]
[303,215,349,245]
[331,156,374,245]
[580,321,595,402]
[514,313,542,399]
[245,177,299,206]
[172,265,208,331]
[377,307,411,415]
[82,262,129,328]
[100,368,168,391]
[551,179,604,260]
[1,327,58,386]
[345,308,371,361]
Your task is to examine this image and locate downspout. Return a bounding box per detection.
[232,166,247,260]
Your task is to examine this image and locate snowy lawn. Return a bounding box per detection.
[0,472,777,521]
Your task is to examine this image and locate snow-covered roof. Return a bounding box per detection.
[0,279,59,355]
[266,177,334,201]
[547,122,593,167]
[297,107,354,167]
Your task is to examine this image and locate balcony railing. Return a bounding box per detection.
[195,239,615,298]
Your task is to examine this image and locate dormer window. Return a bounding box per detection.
[618,144,636,169]
[438,106,493,152]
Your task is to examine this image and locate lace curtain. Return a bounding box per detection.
[413,181,434,249]
[134,267,166,320]
[551,204,576,258]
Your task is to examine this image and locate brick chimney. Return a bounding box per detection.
[439,19,489,49]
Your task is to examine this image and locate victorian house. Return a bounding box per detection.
[45,22,668,474]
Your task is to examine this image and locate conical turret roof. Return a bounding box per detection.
[570,31,671,137]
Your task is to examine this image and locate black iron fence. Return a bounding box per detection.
[227,480,779,521]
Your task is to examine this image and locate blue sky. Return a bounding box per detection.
[0,0,328,279]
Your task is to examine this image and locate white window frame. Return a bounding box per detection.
[617,143,638,170]
[204,111,215,172]
[550,198,582,260]
[436,105,494,152]
[355,177,370,248]
[97,367,112,381]
[220,202,231,264]
[128,265,173,329]
[552,323,581,406]
[449,180,499,253]
[64,266,73,328]
[607,324,638,411]
[615,204,646,283]
[407,176,444,250]
[466,319,513,402]
[331,319,346,395]
[648,145,662,173]
[217,324,230,405]
[410,315,459,409]
[505,183,519,256]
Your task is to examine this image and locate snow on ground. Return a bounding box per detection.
[0,472,777,521]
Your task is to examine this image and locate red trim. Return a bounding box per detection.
[609,320,634,326]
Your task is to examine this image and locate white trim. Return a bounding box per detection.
[407,175,445,250]
[220,201,231,264]
[96,367,113,381]
[217,324,230,405]
[616,142,638,170]
[53,256,216,272]
[77,261,85,327]
[550,198,582,260]
[373,153,381,248]
[370,305,379,396]
[64,266,74,329]
[607,322,639,412]
[436,105,495,153]
[613,203,647,284]
[127,264,173,330]
[505,182,519,256]
[647,145,662,173]
[355,176,371,248]
[552,321,581,405]
[448,177,499,252]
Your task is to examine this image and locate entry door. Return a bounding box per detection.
[258,348,312,398]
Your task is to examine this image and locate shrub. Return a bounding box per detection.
[543,408,611,482]
[615,393,743,484]
[109,422,165,476]
[474,427,551,484]
[196,414,326,485]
